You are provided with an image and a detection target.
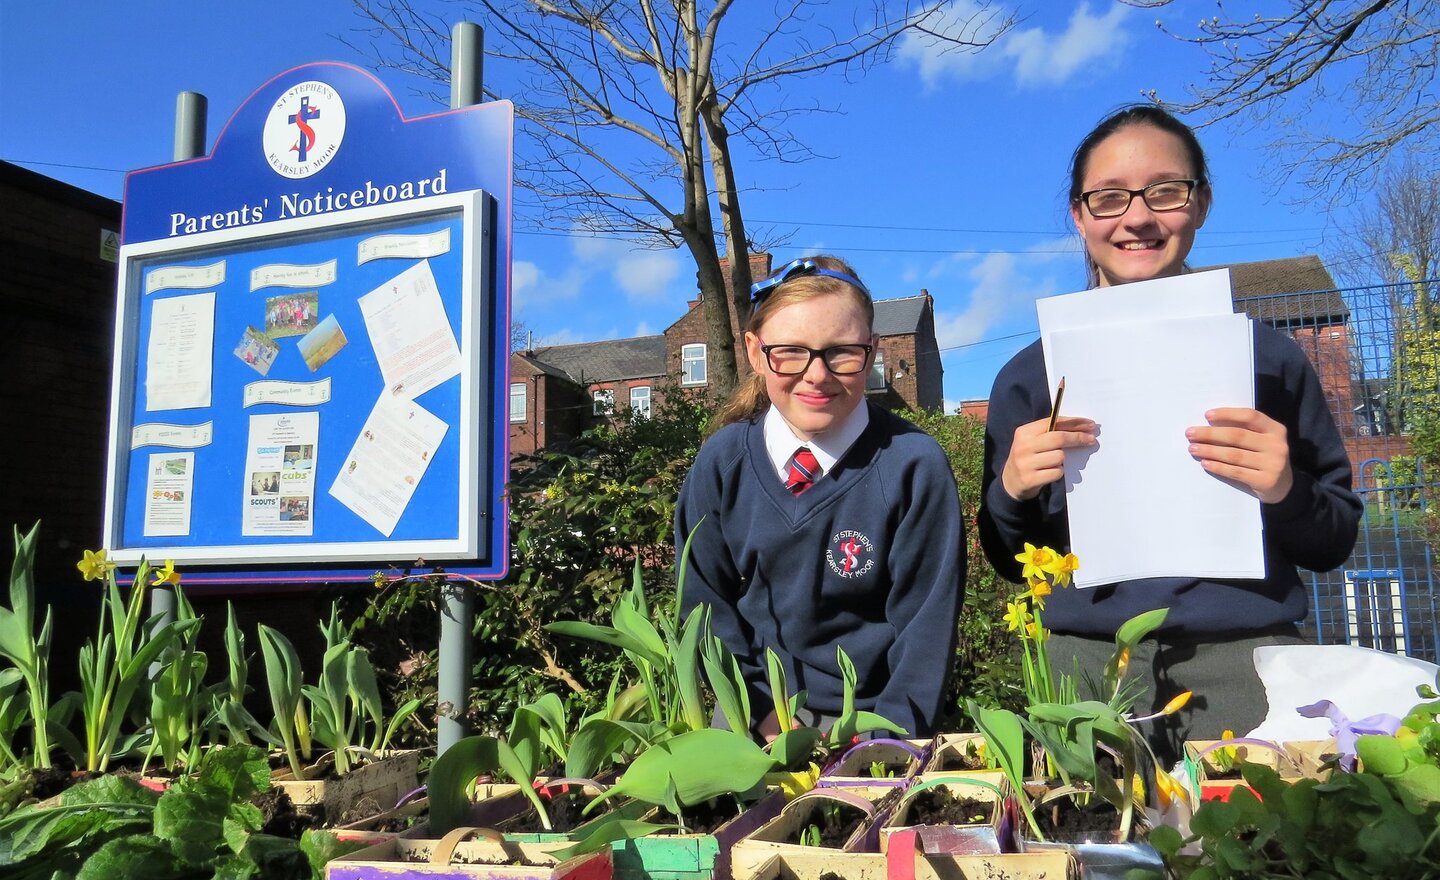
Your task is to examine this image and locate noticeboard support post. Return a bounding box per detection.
[437,21,484,757]
[150,90,209,632]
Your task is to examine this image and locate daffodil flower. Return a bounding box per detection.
[1002,600,1031,632]
[151,559,181,587]
[1051,552,1080,588]
[77,549,116,582]
[1014,542,1059,582]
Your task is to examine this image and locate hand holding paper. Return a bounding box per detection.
[1186,407,1295,504]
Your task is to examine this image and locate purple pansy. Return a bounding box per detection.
[1296,699,1402,771]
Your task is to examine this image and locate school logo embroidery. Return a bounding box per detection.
[827,529,876,579]
[262,81,347,179]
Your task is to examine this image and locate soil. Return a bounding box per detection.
[336,794,386,826]
[783,799,869,848]
[933,749,988,772]
[1033,797,1123,843]
[655,797,743,834]
[254,786,324,837]
[498,790,596,833]
[25,767,105,801]
[903,789,991,826]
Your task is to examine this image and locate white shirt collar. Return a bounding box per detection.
[761,401,870,482]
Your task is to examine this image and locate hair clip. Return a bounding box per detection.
[749,257,870,304]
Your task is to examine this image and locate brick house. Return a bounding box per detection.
[509,254,946,452]
[508,336,667,456]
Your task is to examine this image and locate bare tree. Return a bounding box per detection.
[1329,160,1440,433]
[347,0,1011,397]
[1129,0,1440,205]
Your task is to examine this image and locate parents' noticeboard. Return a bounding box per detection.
[102,63,513,582]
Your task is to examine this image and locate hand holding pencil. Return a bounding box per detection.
[999,376,1098,502]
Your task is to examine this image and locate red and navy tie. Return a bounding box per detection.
[785,447,821,495]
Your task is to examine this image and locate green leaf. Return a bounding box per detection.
[612,593,668,666]
[154,789,225,867]
[1355,733,1407,775]
[587,728,775,812]
[768,727,824,771]
[300,829,368,875]
[549,817,671,861]
[75,835,188,880]
[566,718,642,779]
[428,735,499,836]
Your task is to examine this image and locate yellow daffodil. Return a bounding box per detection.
[1051,552,1080,588]
[1002,600,1031,632]
[1014,543,1059,582]
[151,560,181,587]
[1114,645,1131,680]
[1027,577,1053,599]
[77,549,116,582]
[1024,620,1043,640]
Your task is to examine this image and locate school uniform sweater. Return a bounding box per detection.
[978,322,1362,637]
[676,403,965,736]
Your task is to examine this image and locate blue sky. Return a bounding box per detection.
[1,1,1347,407]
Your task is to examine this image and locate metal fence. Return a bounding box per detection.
[1252,277,1440,662]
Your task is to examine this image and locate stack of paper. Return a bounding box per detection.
[1036,269,1265,587]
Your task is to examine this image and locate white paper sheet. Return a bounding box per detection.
[1048,312,1264,585]
[145,292,215,411]
[143,452,194,537]
[1037,269,1235,396]
[241,412,319,536]
[357,260,462,400]
[1248,644,1437,741]
[328,395,447,537]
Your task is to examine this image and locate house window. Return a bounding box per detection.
[593,389,615,416]
[630,385,652,418]
[509,383,527,422]
[681,343,707,386]
[867,350,887,392]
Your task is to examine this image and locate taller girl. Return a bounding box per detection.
[978,106,1361,764]
[677,256,964,738]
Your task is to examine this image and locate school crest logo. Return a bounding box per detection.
[827,529,875,579]
[262,81,347,179]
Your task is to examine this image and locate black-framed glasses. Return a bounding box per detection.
[1078,179,1198,218]
[758,339,874,376]
[750,257,870,304]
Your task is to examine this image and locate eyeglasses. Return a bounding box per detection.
[1077,179,1198,218]
[750,257,870,304]
[758,339,874,376]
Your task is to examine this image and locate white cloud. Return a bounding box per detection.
[900,2,1131,90]
[634,320,656,337]
[928,246,1073,352]
[511,259,584,309]
[614,251,682,301]
[571,236,685,303]
[538,326,622,347]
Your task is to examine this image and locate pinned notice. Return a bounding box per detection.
[143,452,194,537]
[356,228,451,264]
[242,412,319,537]
[146,292,215,411]
[329,395,447,537]
[250,259,337,291]
[146,260,226,294]
[358,260,461,399]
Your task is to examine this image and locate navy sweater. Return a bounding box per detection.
[676,403,965,736]
[979,323,1361,637]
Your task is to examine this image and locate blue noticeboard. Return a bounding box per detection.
[103,63,513,582]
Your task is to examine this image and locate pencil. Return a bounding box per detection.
[1047,377,1066,432]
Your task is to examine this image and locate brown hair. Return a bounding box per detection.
[1069,104,1212,287]
[711,255,875,432]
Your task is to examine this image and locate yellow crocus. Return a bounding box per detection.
[77,549,116,582]
[151,560,182,587]
[1158,690,1193,716]
[1153,768,1188,810]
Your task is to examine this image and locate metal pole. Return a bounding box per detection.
[438,22,484,757]
[150,91,208,630]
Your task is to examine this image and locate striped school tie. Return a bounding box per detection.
[785,447,821,495]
